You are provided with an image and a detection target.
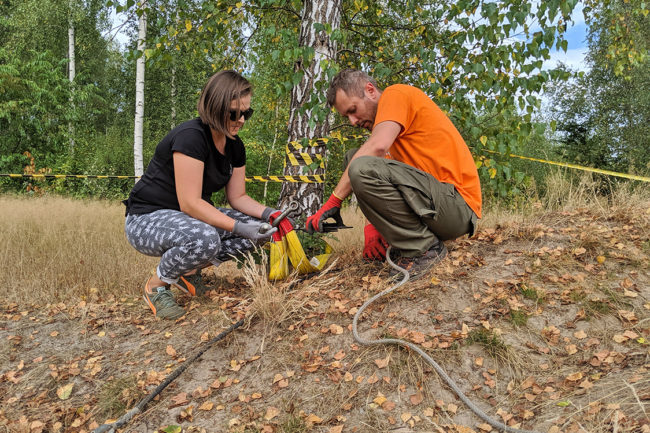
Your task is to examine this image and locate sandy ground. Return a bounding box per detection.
[1,205,649,433]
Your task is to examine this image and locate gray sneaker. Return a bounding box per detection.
[143,285,186,320]
[174,272,210,297]
[389,242,448,281]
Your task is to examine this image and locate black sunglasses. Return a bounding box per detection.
[229,108,254,121]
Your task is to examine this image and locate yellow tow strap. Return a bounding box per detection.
[268,230,332,280]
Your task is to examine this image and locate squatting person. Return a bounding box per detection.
[306,69,482,278]
[123,70,288,319]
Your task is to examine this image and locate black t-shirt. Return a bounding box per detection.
[124,118,246,215]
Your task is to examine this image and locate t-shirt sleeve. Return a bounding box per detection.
[374,87,413,134]
[171,128,210,162]
[231,136,246,168]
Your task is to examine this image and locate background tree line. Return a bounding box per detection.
[1,0,648,208]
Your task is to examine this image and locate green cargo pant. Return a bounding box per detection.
[347,153,477,257]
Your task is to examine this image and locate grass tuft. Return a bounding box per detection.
[97,375,143,420]
[466,328,511,361]
[509,309,528,327]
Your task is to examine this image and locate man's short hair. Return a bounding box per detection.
[326,69,379,107]
[198,70,252,138]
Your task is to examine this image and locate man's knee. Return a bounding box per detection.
[348,156,388,193]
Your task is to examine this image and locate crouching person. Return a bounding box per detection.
[123,70,287,319]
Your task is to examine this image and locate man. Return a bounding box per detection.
[305,69,481,278]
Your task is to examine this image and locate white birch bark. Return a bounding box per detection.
[133,1,147,179]
[278,0,341,214]
[68,8,75,153]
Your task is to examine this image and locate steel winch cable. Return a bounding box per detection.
[93,318,245,433]
[352,247,541,433]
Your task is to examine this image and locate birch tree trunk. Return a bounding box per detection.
[133,1,147,179]
[278,0,341,214]
[170,62,176,129]
[68,8,75,153]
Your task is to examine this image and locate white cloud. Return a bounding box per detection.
[546,47,589,71]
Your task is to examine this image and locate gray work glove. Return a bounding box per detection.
[261,207,278,222]
[232,220,277,241]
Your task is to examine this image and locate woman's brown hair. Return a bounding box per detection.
[197,70,252,138]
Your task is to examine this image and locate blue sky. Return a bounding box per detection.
[545,3,589,71]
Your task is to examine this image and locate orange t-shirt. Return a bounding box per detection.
[374,84,482,218]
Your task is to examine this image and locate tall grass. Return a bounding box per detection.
[0,194,158,304]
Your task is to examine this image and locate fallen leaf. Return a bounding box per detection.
[264,407,280,421]
[166,345,177,357]
[565,344,578,355]
[328,426,344,433]
[374,355,390,368]
[170,392,188,406]
[305,414,322,424]
[373,393,387,406]
[56,383,73,400]
[199,401,213,411]
[329,324,344,335]
[566,372,583,382]
[400,412,412,422]
[161,426,181,433]
[333,350,346,360]
[409,391,423,406]
[573,330,587,339]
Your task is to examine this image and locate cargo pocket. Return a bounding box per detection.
[387,160,440,223]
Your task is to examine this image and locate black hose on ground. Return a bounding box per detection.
[93,318,245,433]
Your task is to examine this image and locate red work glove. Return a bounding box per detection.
[269,210,295,242]
[305,194,343,234]
[363,223,388,261]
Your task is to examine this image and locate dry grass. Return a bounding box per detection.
[0,194,158,304]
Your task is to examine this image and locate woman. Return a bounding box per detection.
[124,70,284,319]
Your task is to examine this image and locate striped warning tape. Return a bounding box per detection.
[0,173,324,183]
[484,150,650,183]
[285,153,324,169]
[4,134,646,184]
[245,175,324,183]
[284,134,368,168]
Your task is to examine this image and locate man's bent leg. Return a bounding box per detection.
[348,156,473,256]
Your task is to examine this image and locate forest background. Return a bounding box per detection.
[0,0,648,209]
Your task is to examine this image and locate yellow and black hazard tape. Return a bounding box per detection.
[284,134,368,168]
[1,173,137,179]
[285,153,324,169]
[483,150,650,183]
[0,173,324,183]
[245,175,324,183]
[286,134,367,153]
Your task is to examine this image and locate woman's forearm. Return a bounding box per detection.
[180,199,236,232]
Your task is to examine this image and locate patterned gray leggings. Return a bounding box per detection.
[125,208,260,285]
